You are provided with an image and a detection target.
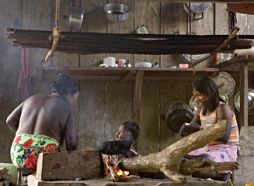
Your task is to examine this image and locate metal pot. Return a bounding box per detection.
[183,3,210,20]
[183,3,210,14]
[234,89,254,115]
[164,101,194,133]
[69,7,84,29]
[103,3,130,22]
[98,140,132,155]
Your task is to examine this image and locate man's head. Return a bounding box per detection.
[51,73,79,97]
[115,122,140,142]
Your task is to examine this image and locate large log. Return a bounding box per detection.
[119,121,236,183]
[36,150,102,181]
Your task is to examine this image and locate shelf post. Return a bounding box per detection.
[240,60,248,127]
[132,71,144,124]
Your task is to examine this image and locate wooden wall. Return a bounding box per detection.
[0,0,253,163]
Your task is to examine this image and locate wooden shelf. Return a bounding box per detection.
[215,54,254,72]
[40,67,219,81]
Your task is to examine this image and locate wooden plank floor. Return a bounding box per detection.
[28,175,228,186]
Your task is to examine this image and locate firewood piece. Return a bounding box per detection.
[36,150,102,181]
[119,121,229,183]
[179,157,238,174]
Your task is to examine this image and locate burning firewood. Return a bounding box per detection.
[118,121,237,183]
[103,154,132,182]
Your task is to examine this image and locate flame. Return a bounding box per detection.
[116,169,129,176]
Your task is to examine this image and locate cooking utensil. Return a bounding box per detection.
[212,72,236,98]
[234,89,254,115]
[183,3,210,20]
[98,140,132,155]
[164,101,194,133]
[180,54,210,65]
[184,3,210,14]
[103,3,130,22]
[134,62,152,68]
[69,6,84,29]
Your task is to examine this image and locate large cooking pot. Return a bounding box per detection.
[164,101,194,133]
[98,140,132,155]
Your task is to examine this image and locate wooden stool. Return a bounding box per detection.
[17,168,34,186]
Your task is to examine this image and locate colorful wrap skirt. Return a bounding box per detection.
[10,134,60,169]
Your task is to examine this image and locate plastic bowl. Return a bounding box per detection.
[134,62,152,68]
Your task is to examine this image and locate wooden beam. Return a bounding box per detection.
[227,3,254,15]
[240,61,249,127]
[132,71,144,124]
[118,71,136,83]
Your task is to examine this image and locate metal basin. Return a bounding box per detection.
[103,3,130,22]
[234,89,254,115]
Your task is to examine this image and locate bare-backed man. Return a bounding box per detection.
[6,74,79,170]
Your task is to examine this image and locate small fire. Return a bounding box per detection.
[103,154,130,180]
[116,169,129,176]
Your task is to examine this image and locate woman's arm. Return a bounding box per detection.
[215,104,233,143]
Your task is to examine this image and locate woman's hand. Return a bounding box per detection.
[179,122,201,137]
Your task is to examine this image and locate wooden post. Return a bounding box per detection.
[132,71,144,124]
[240,60,248,127]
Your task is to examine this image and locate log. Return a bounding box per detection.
[119,121,234,183]
[36,150,102,181]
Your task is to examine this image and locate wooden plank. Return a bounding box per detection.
[240,61,248,127]
[236,12,254,127]
[161,2,188,67]
[190,2,214,68]
[0,0,23,162]
[78,0,108,149]
[132,71,144,124]
[215,3,229,34]
[80,0,107,67]
[78,81,107,148]
[160,2,190,152]
[227,3,254,15]
[137,80,161,155]
[104,81,134,140]
[50,0,80,68]
[104,0,135,141]
[133,0,161,154]
[36,151,102,181]
[106,0,134,67]
[119,71,136,82]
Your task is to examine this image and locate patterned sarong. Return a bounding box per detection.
[10,134,60,169]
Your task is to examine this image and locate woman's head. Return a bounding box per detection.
[115,122,140,142]
[192,76,220,111]
[51,73,79,97]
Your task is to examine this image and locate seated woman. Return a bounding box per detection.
[179,76,239,182]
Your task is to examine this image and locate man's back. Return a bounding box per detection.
[16,94,72,143]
